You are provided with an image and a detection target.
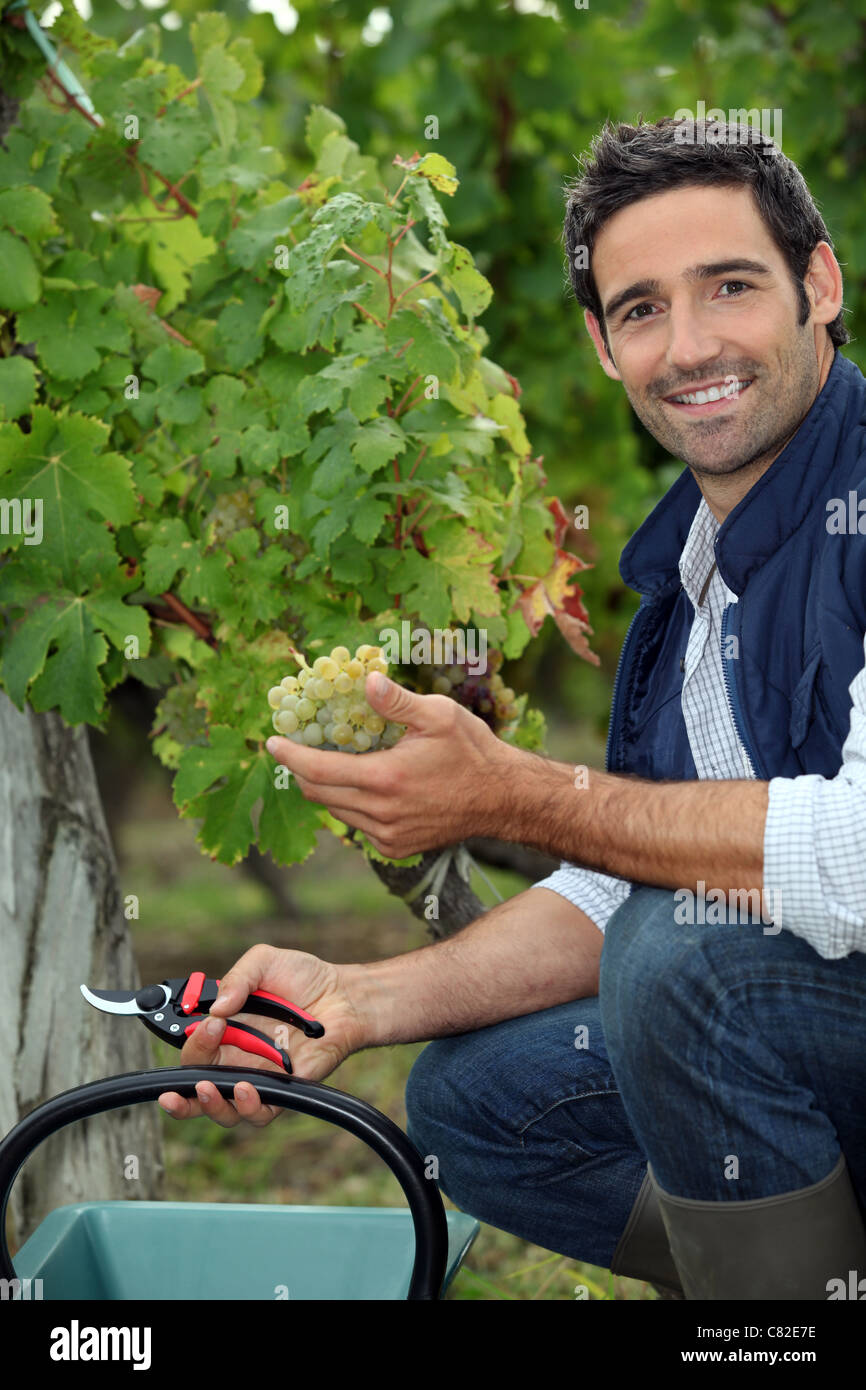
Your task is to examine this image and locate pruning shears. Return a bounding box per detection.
[81,972,325,1075]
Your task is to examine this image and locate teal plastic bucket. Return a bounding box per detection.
[12,1201,478,1300]
[0,1066,479,1300]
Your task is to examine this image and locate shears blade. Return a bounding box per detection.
[80,983,170,1016]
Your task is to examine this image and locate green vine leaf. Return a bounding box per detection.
[0,407,136,574]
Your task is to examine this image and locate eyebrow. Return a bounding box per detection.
[603,260,774,323]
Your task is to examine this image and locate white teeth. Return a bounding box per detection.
[669,380,751,406]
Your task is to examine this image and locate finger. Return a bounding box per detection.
[290,777,388,819]
[289,795,394,843]
[233,1082,282,1126]
[179,1012,227,1058]
[363,672,429,726]
[193,1080,244,1128]
[158,1091,205,1119]
[207,944,283,1018]
[265,736,386,790]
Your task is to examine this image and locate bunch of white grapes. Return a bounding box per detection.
[267,645,406,752]
[205,487,258,544]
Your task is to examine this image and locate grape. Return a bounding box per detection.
[280,693,299,711]
[345,659,364,679]
[280,676,299,693]
[275,709,299,734]
[330,646,351,664]
[314,678,335,700]
[364,713,385,734]
[267,686,284,709]
[334,672,353,694]
[352,729,372,751]
[347,703,367,725]
[332,722,353,745]
[316,707,331,725]
[303,723,324,746]
[296,697,316,721]
[367,657,388,675]
[313,656,339,680]
[297,669,312,688]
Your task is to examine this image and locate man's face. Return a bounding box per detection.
[587,185,826,477]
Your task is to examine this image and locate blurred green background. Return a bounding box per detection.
[58,0,865,1297]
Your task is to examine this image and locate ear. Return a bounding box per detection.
[584,309,621,381]
[804,241,843,333]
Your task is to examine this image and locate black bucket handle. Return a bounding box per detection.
[0,1065,449,1300]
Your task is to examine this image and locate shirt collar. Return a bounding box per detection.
[679,498,719,611]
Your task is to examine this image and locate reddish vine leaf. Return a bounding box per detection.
[513,499,599,663]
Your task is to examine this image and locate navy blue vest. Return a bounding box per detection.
[605,350,866,781]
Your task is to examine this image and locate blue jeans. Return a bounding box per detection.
[404,886,866,1269]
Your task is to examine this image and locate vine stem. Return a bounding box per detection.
[143,591,218,650]
[386,174,410,206]
[392,374,424,417]
[397,388,427,416]
[112,212,185,224]
[407,500,432,532]
[391,216,417,247]
[407,445,427,481]
[340,243,387,279]
[156,78,202,116]
[392,453,403,548]
[351,301,385,329]
[41,65,100,127]
[144,162,198,218]
[391,269,437,313]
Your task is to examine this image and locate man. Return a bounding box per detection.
[159,117,866,1300]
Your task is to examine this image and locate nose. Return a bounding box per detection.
[664,294,725,377]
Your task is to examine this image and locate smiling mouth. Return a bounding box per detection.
[664,378,754,412]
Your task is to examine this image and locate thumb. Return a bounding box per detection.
[180,1013,227,1064]
[365,672,429,727]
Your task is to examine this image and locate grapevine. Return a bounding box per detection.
[0,4,597,874]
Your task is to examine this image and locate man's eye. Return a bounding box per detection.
[624,302,656,321]
[718,280,750,296]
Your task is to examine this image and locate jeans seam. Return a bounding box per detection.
[517,1088,623,1152]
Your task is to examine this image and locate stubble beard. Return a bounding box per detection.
[622,334,822,480]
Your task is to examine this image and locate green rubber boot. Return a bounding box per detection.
[650,1153,866,1300]
[610,1169,684,1297]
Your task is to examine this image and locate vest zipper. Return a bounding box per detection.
[605,602,645,773]
[720,601,761,778]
